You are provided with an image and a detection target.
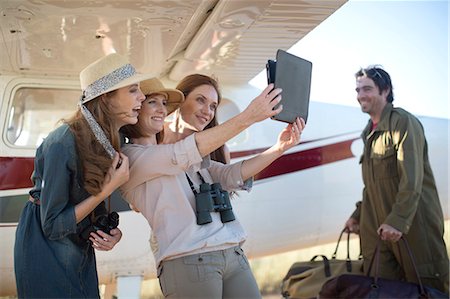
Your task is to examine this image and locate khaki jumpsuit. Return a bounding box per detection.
[351,103,449,294]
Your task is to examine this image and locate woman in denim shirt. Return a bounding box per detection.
[14,53,151,298]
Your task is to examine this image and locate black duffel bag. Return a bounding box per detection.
[319,237,448,299]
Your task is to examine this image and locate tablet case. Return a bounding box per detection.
[266,49,312,123]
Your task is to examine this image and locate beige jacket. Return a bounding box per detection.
[120,134,251,266]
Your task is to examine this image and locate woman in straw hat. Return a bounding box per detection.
[120,77,184,144]
[120,74,305,298]
[14,53,151,298]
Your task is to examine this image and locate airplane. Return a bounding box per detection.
[0,0,448,298]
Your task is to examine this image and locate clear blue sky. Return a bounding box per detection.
[251,0,449,119]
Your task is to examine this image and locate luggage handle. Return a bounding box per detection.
[309,255,332,277]
[331,228,350,260]
[331,228,362,272]
[366,236,427,297]
[297,229,363,279]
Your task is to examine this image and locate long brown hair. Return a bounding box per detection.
[175,74,227,164]
[65,92,121,195]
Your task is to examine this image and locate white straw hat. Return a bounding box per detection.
[140,78,184,114]
[79,53,152,104]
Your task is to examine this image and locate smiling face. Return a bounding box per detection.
[137,93,169,135]
[178,84,219,132]
[355,76,389,121]
[108,83,146,128]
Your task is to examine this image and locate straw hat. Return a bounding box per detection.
[140,78,184,114]
[79,53,153,104]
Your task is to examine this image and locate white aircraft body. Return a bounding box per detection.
[0,0,448,297]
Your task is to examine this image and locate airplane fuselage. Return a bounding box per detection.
[0,76,448,296]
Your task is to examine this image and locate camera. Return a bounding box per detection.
[195,182,235,225]
[80,211,119,241]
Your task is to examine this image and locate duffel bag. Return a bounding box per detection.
[281,228,363,299]
[319,237,448,299]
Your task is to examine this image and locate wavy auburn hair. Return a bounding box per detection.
[175,74,228,164]
[64,91,121,195]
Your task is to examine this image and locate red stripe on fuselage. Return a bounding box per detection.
[0,157,34,190]
[0,138,359,190]
[232,138,359,181]
[230,131,361,159]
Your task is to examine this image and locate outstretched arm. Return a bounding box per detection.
[195,84,283,157]
[240,118,305,181]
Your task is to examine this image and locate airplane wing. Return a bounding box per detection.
[0,0,347,85]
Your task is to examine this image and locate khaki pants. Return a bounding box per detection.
[157,246,261,299]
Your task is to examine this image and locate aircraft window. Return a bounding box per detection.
[6,87,79,148]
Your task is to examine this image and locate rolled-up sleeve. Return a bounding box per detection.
[207,160,253,192]
[40,142,77,240]
[122,134,203,191]
[172,134,203,170]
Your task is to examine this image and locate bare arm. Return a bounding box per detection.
[240,118,305,180]
[74,153,129,223]
[195,84,282,157]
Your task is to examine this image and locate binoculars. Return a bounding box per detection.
[80,211,119,241]
[195,182,235,225]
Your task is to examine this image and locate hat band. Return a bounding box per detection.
[82,63,136,103]
[80,104,116,159]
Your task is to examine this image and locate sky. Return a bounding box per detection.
[250,0,449,119]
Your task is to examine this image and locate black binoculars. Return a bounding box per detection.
[195,182,235,225]
[80,211,119,241]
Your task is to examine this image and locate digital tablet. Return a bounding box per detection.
[266,49,312,123]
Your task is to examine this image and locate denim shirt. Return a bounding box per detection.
[14,124,104,298]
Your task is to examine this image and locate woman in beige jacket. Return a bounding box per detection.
[120,75,305,298]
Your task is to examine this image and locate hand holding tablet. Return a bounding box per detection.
[266,49,312,124]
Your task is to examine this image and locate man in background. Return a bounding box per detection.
[345,65,448,294]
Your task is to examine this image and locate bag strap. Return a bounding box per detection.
[401,237,427,296]
[310,255,332,277]
[366,237,427,296]
[331,228,346,259]
[331,228,362,272]
[365,239,380,279]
